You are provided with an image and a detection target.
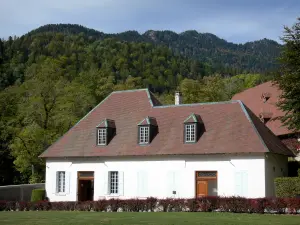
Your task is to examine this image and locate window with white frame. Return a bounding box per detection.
[109,171,119,194]
[185,123,196,142]
[57,171,65,193]
[97,128,107,145]
[139,126,149,144]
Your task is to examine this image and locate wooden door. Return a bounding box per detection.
[196,180,208,197]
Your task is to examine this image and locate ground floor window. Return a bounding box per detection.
[109,171,119,194]
[57,171,65,193]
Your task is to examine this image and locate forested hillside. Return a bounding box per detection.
[0,24,275,184]
[28,24,282,73]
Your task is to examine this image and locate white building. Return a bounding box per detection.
[40,89,294,202]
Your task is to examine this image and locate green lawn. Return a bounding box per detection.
[0,211,299,225]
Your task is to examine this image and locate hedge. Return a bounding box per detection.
[275,177,300,197]
[1,197,300,214]
[31,189,46,202]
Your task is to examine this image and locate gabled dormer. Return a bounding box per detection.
[261,92,271,102]
[184,113,203,143]
[137,117,158,145]
[96,119,116,146]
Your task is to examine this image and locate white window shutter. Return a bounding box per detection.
[242,171,248,197]
[104,171,110,195]
[166,171,175,197]
[52,171,58,194]
[235,171,242,196]
[174,171,181,197]
[118,171,124,196]
[137,171,148,197]
[235,171,248,197]
[65,172,71,194]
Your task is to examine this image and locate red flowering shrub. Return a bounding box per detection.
[0,200,7,211]
[186,198,198,212]
[248,198,265,214]
[264,198,287,214]
[146,197,157,212]
[285,198,300,214]
[107,198,122,212]
[93,200,108,212]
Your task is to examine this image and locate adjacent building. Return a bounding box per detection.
[232,81,299,157]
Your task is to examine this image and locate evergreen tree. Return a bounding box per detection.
[274,18,300,131]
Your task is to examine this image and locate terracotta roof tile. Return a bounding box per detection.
[40,89,294,158]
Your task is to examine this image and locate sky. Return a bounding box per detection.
[0,0,299,43]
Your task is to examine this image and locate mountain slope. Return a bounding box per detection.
[26,24,282,73]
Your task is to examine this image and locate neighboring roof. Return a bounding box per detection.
[232,81,293,136]
[40,89,294,158]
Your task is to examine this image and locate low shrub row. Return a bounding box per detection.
[1,197,300,214]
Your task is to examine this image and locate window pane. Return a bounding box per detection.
[185,124,196,142]
[198,171,217,177]
[98,129,107,145]
[57,171,65,193]
[110,171,119,194]
[139,126,149,144]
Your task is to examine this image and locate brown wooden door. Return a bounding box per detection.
[78,179,94,201]
[196,180,208,197]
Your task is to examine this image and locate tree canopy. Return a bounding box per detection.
[274,18,300,132]
[0,25,275,184]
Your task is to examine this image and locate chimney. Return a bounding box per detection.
[175,91,182,105]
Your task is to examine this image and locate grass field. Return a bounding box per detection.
[0,211,300,225]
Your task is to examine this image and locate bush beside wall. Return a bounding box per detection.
[30,189,46,202]
[1,197,300,214]
[274,177,300,197]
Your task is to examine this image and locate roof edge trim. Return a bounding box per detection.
[237,100,270,153]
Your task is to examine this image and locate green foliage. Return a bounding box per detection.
[31,189,45,202]
[274,18,300,132]
[274,177,300,197]
[28,24,282,74]
[0,24,274,184]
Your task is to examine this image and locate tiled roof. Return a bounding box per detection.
[232,81,294,136]
[40,89,294,158]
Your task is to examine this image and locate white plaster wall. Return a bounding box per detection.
[264,153,288,197]
[45,154,268,202]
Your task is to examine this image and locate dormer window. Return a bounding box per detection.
[137,117,158,145]
[97,128,107,145]
[96,119,116,146]
[184,113,202,144]
[185,123,196,142]
[261,92,271,103]
[139,126,149,144]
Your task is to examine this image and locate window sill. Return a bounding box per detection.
[106,194,122,197]
[55,192,67,196]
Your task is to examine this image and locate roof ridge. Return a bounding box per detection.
[232,81,274,98]
[237,100,270,153]
[154,100,239,108]
[112,88,149,94]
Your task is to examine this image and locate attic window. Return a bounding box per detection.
[184,113,202,144]
[261,92,271,102]
[137,117,158,145]
[259,112,273,124]
[96,119,116,146]
[97,128,107,145]
[139,126,149,144]
[185,124,196,142]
